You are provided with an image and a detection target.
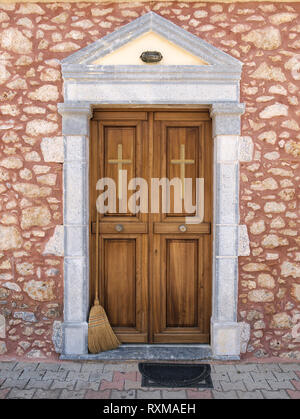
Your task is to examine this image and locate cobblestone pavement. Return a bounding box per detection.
[0,361,299,399]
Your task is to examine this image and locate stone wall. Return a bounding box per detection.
[0,1,299,360]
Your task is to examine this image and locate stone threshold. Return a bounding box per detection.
[60,344,214,361]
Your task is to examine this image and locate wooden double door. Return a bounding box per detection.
[90,109,212,344]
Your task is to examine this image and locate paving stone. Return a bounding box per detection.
[7,388,36,399]
[50,379,77,390]
[279,364,300,372]
[287,390,300,399]
[257,363,282,373]
[124,363,139,372]
[26,379,53,390]
[227,371,252,382]
[211,380,222,391]
[81,363,104,373]
[272,371,298,381]
[103,363,137,372]
[137,390,161,399]
[291,380,300,390]
[33,389,62,399]
[244,378,271,391]
[89,371,113,383]
[0,388,10,399]
[186,389,212,399]
[140,386,165,392]
[116,371,137,381]
[103,364,130,373]
[111,389,136,399]
[211,372,230,381]
[58,362,82,372]
[19,370,46,380]
[0,362,17,371]
[235,364,259,373]
[221,380,247,392]
[162,389,187,399]
[251,371,276,381]
[12,361,34,373]
[43,370,68,381]
[66,371,90,381]
[237,390,263,399]
[124,379,142,390]
[262,390,290,399]
[75,380,100,391]
[13,362,36,371]
[37,363,60,372]
[212,390,238,399]
[0,370,22,380]
[85,389,111,399]
[267,380,296,390]
[1,379,29,389]
[100,378,124,391]
[59,389,87,399]
[213,365,237,374]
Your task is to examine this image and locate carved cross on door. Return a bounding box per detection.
[108,143,132,199]
[171,144,194,196]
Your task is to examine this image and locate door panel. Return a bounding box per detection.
[103,239,136,328]
[90,112,148,343]
[152,235,209,343]
[99,235,148,343]
[90,109,212,345]
[152,112,212,343]
[166,239,198,328]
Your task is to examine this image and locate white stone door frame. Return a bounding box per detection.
[58,12,245,359]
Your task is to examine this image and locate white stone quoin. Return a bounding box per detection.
[58,12,245,359]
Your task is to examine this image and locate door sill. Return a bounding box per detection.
[60,344,212,361]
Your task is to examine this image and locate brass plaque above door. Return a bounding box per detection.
[90,109,212,344]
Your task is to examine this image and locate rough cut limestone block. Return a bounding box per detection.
[41,136,64,163]
[43,225,64,257]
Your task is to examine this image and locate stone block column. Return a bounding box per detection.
[210,103,245,358]
[58,102,92,355]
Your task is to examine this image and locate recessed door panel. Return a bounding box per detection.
[166,239,198,328]
[103,239,136,327]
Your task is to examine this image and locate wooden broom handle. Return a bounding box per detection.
[94,207,100,305]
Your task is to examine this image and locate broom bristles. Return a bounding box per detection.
[88,303,120,354]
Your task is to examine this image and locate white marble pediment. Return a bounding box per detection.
[61,12,242,75]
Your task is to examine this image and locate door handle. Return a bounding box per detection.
[115,224,124,232]
[178,224,187,232]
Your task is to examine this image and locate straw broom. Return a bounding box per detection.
[88,209,120,353]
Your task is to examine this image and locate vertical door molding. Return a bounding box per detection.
[58,102,92,355]
[210,103,245,358]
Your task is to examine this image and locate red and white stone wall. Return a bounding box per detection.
[0,1,299,360]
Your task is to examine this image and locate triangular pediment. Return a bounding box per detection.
[62,12,242,69]
[92,31,208,66]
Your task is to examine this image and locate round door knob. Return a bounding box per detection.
[178,224,187,232]
[115,224,123,232]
